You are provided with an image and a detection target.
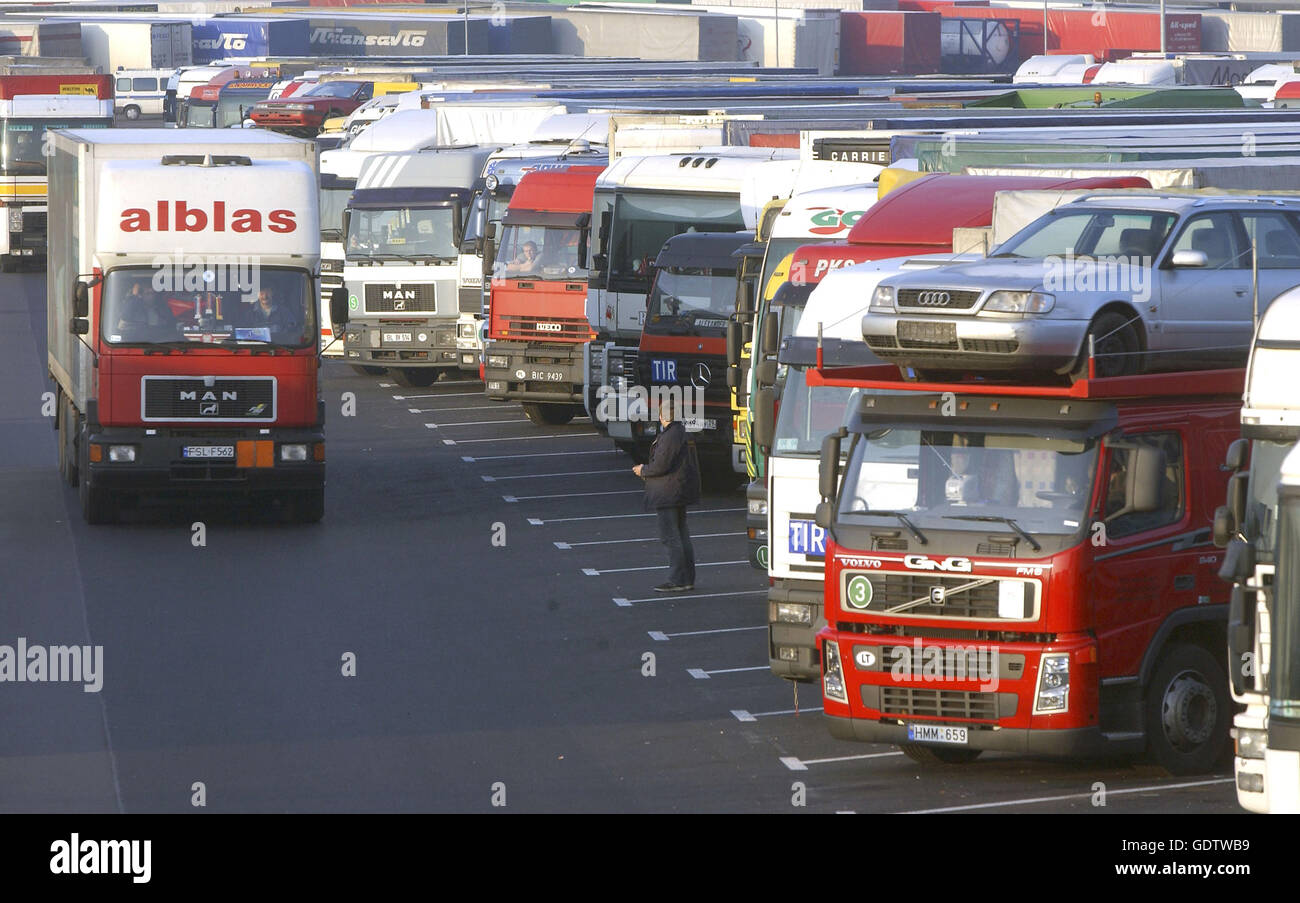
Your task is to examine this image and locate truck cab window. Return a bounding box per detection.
[1103,431,1185,539]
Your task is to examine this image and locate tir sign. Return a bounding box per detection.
[651,359,677,382]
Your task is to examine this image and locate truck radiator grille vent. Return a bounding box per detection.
[848,572,1005,619]
[500,316,591,341]
[879,687,998,721]
[365,283,436,313]
[142,377,275,422]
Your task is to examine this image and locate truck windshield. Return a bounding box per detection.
[1271,491,1300,721]
[773,367,859,456]
[215,94,263,128]
[608,192,744,292]
[183,102,216,129]
[495,224,582,279]
[837,427,1099,536]
[759,237,806,296]
[3,118,108,174]
[346,206,458,261]
[994,209,1176,260]
[101,266,314,349]
[646,266,737,324]
[1247,440,1291,563]
[773,282,814,344]
[320,183,354,242]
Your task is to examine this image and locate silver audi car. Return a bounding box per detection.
[863,194,1300,379]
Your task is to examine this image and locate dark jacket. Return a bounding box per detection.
[642,420,702,510]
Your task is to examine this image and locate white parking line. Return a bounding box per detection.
[528,507,745,525]
[487,468,627,483]
[442,433,600,446]
[648,625,764,641]
[426,419,527,428]
[687,665,768,680]
[507,489,641,504]
[585,559,747,576]
[612,589,764,607]
[899,777,1234,814]
[732,707,823,722]
[555,531,741,549]
[463,450,617,463]
[780,751,904,771]
[394,391,486,400]
[413,404,520,414]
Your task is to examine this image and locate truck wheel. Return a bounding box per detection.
[0,257,12,274]
[1070,312,1142,381]
[390,367,437,388]
[899,744,982,765]
[79,479,117,525]
[289,488,325,524]
[1144,643,1230,776]
[124,105,140,121]
[522,403,574,426]
[350,364,386,376]
[58,395,79,486]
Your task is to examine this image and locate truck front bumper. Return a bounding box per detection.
[769,579,822,681]
[484,341,585,403]
[824,715,1130,757]
[83,425,324,496]
[345,321,461,368]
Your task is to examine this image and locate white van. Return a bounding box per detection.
[114,68,175,120]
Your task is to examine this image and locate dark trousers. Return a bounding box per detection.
[656,505,695,587]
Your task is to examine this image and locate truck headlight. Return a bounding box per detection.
[8,207,21,232]
[822,638,848,704]
[487,354,509,368]
[1033,653,1070,713]
[107,445,136,463]
[459,322,477,338]
[280,444,308,462]
[984,291,1055,314]
[1236,727,1267,760]
[776,602,813,625]
[870,285,895,312]
[747,498,768,516]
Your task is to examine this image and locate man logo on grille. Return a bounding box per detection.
[393,298,405,311]
[918,291,952,306]
[200,402,218,416]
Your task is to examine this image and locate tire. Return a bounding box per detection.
[58,394,79,487]
[522,403,575,426]
[1071,311,1142,381]
[289,487,325,524]
[79,475,117,525]
[1143,643,1230,776]
[0,257,12,274]
[389,367,438,388]
[124,105,140,121]
[900,744,983,765]
[350,364,386,376]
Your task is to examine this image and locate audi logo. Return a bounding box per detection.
[917,291,952,307]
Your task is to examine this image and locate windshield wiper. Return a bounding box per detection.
[857,510,928,545]
[942,515,1042,552]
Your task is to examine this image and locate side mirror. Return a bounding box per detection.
[485,221,497,241]
[726,319,741,368]
[73,282,89,318]
[329,286,349,325]
[1227,470,1249,527]
[737,281,754,316]
[760,312,780,357]
[757,358,778,388]
[1225,437,1248,472]
[69,317,89,335]
[341,210,352,244]
[1213,504,1235,549]
[754,386,775,453]
[1130,445,1166,513]
[1169,249,1208,268]
[1219,537,1256,584]
[819,427,846,502]
[592,253,608,273]
[814,500,834,530]
[1227,583,1255,697]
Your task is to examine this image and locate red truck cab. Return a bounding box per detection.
[815,368,1242,773]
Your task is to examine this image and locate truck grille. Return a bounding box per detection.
[499,315,592,341]
[879,687,1000,721]
[365,283,436,313]
[142,377,276,422]
[844,572,1033,619]
[897,289,981,310]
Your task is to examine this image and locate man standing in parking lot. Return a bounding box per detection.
[634,393,701,592]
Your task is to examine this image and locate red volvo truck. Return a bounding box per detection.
[813,367,1242,773]
[484,165,604,426]
[47,130,332,524]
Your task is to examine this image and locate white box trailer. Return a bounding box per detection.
[78,21,192,72]
[47,129,325,523]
